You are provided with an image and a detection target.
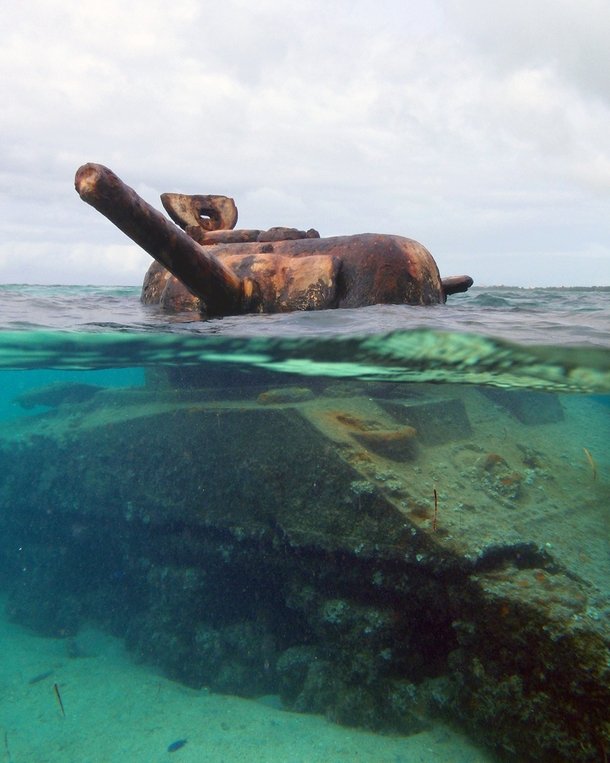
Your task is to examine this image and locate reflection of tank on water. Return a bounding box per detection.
[75,163,473,317]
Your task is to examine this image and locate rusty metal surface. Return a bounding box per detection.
[76,164,454,316]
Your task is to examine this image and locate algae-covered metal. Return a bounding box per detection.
[2,374,609,762]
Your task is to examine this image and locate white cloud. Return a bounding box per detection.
[0,241,150,285]
[442,0,610,102]
[0,0,609,286]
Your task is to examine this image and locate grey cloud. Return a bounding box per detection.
[0,0,608,286]
[441,0,610,102]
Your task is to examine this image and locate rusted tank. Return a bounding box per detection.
[75,163,473,317]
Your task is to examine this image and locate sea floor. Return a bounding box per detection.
[0,599,494,763]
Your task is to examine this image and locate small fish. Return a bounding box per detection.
[167,739,187,753]
[28,669,54,684]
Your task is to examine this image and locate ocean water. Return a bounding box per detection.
[0,284,608,763]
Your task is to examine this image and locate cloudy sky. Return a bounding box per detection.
[1,0,609,287]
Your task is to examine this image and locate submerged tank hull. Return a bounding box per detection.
[2,372,608,762]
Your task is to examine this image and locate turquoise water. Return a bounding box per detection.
[0,285,608,762]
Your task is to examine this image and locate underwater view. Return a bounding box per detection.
[0,285,608,762]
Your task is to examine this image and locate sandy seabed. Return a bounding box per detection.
[0,602,494,763]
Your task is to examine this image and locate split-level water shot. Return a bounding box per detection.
[0,159,608,763]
